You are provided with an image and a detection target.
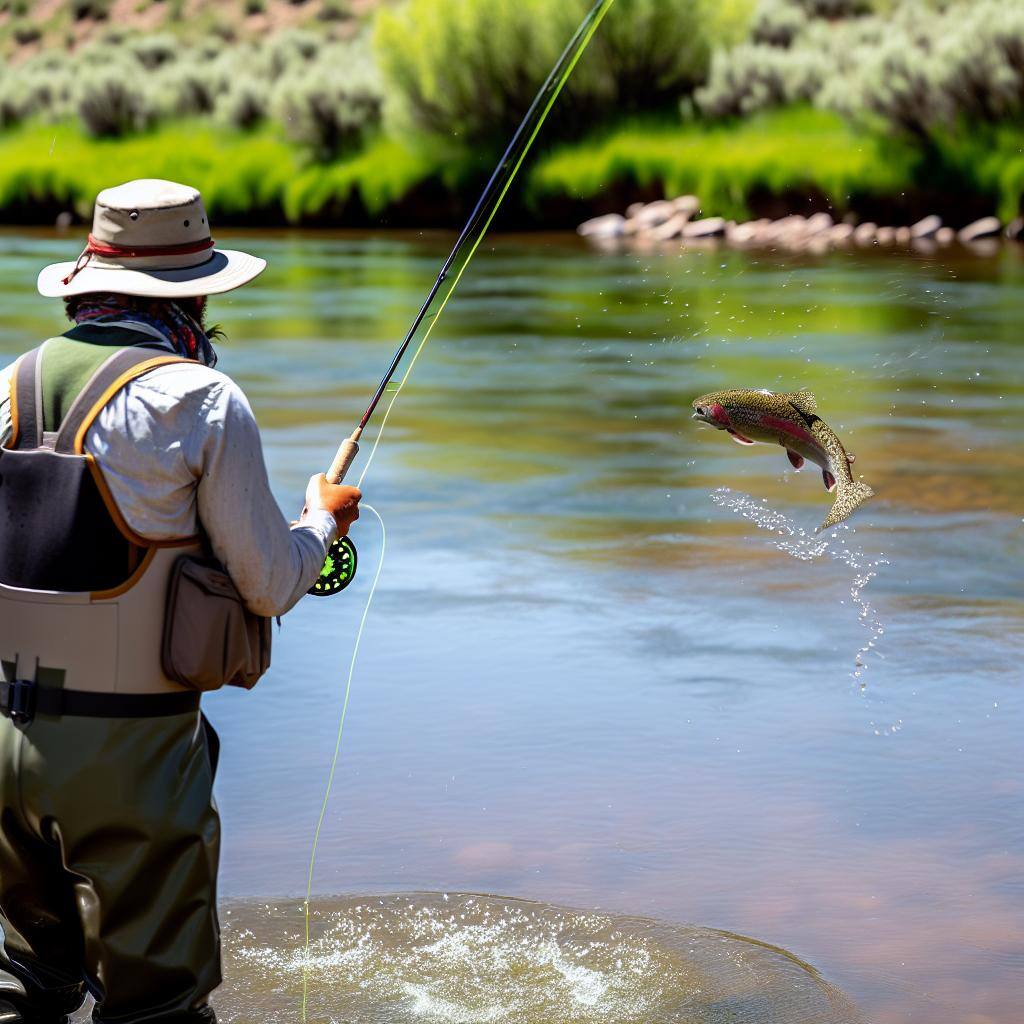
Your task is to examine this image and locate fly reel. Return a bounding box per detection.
[308,536,358,596]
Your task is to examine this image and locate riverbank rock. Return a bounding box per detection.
[853,222,877,244]
[911,215,942,239]
[958,216,1001,243]
[683,216,727,239]
[728,219,771,245]
[576,197,1013,257]
[632,200,676,230]
[577,213,625,240]
[805,212,834,235]
[673,195,700,217]
[650,212,692,241]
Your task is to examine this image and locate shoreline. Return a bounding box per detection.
[1,110,1020,237]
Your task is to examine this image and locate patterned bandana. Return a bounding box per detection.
[71,293,218,368]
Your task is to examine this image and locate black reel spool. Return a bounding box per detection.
[308,536,358,596]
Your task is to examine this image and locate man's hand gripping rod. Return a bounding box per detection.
[306,428,363,596]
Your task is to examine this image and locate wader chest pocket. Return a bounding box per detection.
[162,556,271,691]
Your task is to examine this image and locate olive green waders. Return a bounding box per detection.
[0,329,224,1023]
[0,712,220,1024]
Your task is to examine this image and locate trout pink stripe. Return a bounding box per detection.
[761,414,822,451]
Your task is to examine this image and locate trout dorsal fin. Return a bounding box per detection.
[786,388,818,417]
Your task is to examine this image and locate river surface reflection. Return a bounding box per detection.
[2,229,1021,1023]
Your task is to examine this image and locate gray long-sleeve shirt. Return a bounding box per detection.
[0,330,336,616]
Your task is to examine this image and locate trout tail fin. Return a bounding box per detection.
[817,480,875,533]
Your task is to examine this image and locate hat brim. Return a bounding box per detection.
[37,248,267,299]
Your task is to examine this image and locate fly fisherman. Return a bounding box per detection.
[0,179,361,1023]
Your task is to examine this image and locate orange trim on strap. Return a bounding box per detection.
[6,354,23,450]
[73,355,193,455]
[84,453,200,553]
[90,545,157,601]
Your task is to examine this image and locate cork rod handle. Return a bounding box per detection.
[327,427,363,485]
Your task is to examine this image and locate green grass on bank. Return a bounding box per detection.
[530,109,919,220]
[0,109,1021,226]
[0,122,448,225]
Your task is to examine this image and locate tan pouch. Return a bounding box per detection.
[162,555,271,691]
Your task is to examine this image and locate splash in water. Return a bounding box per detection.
[710,489,893,728]
[214,893,861,1024]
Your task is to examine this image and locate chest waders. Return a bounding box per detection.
[0,327,222,1024]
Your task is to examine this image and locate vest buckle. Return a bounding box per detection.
[0,679,36,724]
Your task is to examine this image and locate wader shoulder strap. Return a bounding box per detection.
[53,348,191,455]
[9,347,43,451]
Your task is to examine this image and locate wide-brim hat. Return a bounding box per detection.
[38,178,266,299]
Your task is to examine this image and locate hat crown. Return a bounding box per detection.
[92,178,210,249]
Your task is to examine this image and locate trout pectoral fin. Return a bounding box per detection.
[847,452,856,464]
[786,449,804,470]
[822,469,837,492]
[727,428,755,445]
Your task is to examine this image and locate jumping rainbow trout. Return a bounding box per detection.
[691,388,875,532]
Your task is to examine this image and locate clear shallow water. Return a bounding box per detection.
[218,893,860,1023]
[2,230,1022,1023]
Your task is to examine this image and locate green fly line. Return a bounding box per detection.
[301,1,617,1017]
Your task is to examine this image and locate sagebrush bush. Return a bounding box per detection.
[700,0,1024,137]
[78,67,154,137]
[272,46,383,159]
[750,0,806,46]
[697,42,826,117]
[375,0,711,149]
[128,33,178,69]
[215,76,267,131]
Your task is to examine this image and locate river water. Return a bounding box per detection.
[0,230,1021,1023]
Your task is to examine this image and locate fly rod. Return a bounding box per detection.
[308,0,617,595]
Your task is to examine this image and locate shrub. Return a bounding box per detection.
[216,76,267,131]
[750,0,806,46]
[318,0,352,21]
[72,0,111,20]
[697,42,827,117]
[155,63,218,117]
[266,29,322,78]
[699,0,1024,137]
[77,67,155,137]
[272,46,383,159]
[375,0,712,149]
[796,0,872,15]
[128,33,179,69]
[12,21,42,45]
[817,0,1024,136]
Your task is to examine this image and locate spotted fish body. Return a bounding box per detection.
[691,388,874,532]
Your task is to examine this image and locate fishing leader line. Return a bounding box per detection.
[298,2,619,1017]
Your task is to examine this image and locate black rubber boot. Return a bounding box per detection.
[0,997,68,1024]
